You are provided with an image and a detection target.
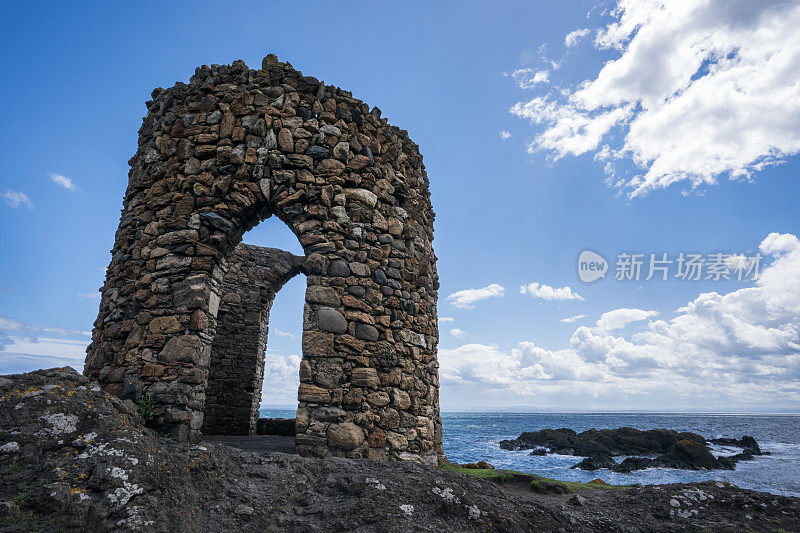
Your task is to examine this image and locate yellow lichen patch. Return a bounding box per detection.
[0,386,44,401]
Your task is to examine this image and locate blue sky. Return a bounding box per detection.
[1,1,798,412]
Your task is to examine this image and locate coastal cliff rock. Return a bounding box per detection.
[2,368,799,532]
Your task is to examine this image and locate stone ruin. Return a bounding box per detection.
[83,55,443,464]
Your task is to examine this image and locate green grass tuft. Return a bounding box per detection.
[440,463,634,492]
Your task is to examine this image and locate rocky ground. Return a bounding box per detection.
[500,427,767,473]
[2,368,799,532]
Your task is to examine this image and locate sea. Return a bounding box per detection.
[261,409,800,498]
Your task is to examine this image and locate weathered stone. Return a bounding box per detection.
[386,431,408,451]
[347,154,371,170]
[278,128,293,152]
[306,286,341,306]
[316,158,345,177]
[320,124,341,136]
[306,145,330,158]
[317,308,348,333]
[392,389,412,410]
[355,323,379,342]
[207,110,222,124]
[366,391,390,407]
[351,367,379,389]
[149,316,181,335]
[298,384,331,403]
[302,331,334,357]
[328,259,350,277]
[159,335,204,364]
[327,422,364,450]
[333,142,349,161]
[345,188,378,207]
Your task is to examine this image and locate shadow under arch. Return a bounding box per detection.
[85,56,443,463]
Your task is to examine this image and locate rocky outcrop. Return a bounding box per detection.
[2,369,799,532]
[500,427,767,472]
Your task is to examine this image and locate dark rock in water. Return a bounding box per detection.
[503,427,766,473]
[613,457,655,473]
[572,454,617,471]
[256,417,295,436]
[653,440,721,471]
[710,435,765,455]
[717,451,750,470]
[500,427,706,457]
[2,368,799,532]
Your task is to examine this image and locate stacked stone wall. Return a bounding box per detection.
[84,54,442,463]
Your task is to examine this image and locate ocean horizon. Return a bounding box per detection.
[261,408,800,498]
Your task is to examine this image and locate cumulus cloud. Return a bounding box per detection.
[446,284,505,309]
[1,190,33,209]
[594,308,659,333]
[500,131,512,140]
[440,233,800,410]
[260,352,301,405]
[449,328,473,340]
[561,314,586,323]
[272,329,297,339]
[48,172,76,190]
[564,28,590,47]
[520,282,584,301]
[510,0,800,197]
[507,68,550,89]
[438,317,455,323]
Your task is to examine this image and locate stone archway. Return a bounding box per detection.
[202,243,304,436]
[84,55,442,464]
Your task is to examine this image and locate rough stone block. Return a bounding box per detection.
[327,422,364,450]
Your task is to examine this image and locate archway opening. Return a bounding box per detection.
[201,215,306,437]
[244,219,305,434]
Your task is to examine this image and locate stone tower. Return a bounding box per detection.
[84,55,442,464]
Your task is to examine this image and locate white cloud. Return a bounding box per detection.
[500,131,512,140]
[0,314,91,354]
[441,233,800,410]
[48,172,76,190]
[446,284,505,309]
[561,314,586,323]
[1,190,33,209]
[438,317,455,323]
[0,334,90,375]
[565,28,590,47]
[260,353,301,404]
[272,329,297,339]
[507,68,550,89]
[450,328,472,339]
[510,0,800,197]
[595,308,659,333]
[77,292,101,299]
[520,282,584,301]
